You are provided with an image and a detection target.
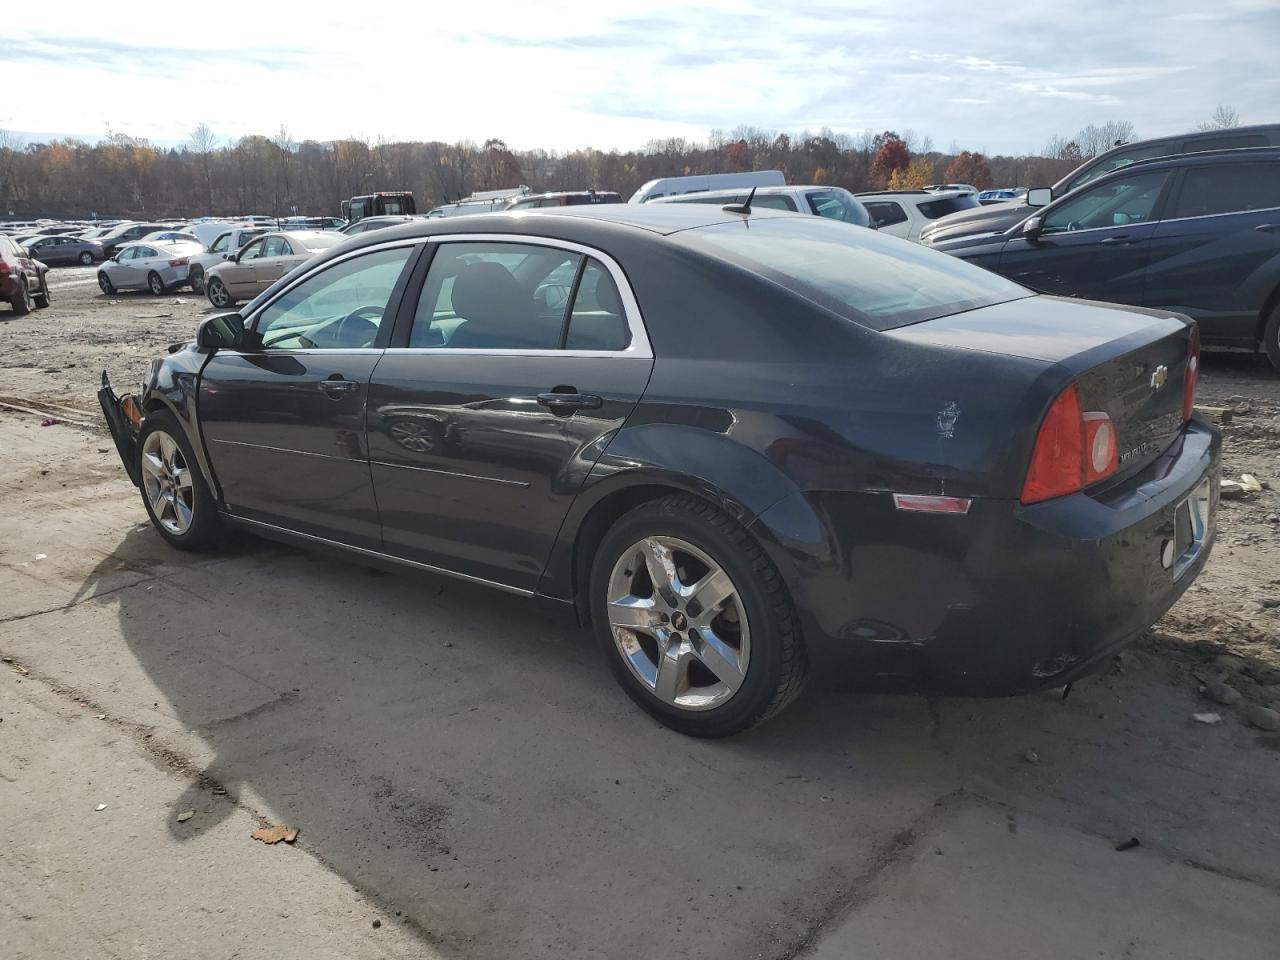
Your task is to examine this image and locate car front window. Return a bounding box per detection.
[806,190,868,224]
[1041,170,1170,234]
[677,216,1032,331]
[252,247,414,350]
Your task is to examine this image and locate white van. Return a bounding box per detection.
[628,170,785,204]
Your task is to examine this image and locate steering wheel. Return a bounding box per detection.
[334,306,384,348]
[262,330,317,349]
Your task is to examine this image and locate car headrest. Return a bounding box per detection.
[450,261,527,322]
[591,267,623,317]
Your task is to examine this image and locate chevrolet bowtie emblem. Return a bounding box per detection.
[1150,364,1169,390]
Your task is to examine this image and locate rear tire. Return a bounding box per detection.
[188,266,205,295]
[147,271,165,296]
[78,250,94,265]
[136,409,221,551]
[1264,302,1280,374]
[33,274,50,309]
[589,494,808,737]
[10,276,32,315]
[206,276,234,308]
[98,273,115,295]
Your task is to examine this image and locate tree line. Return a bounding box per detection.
[0,110,1239,221]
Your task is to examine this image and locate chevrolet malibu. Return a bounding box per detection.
[99,205,1218,737]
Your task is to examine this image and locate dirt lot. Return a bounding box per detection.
[2,266,1280,959]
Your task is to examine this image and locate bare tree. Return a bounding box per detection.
[188,123,219,214]
[1198,104,1240,131]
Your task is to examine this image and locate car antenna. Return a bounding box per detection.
[723,186,756,215]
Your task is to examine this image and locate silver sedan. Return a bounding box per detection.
[97,241,204,295]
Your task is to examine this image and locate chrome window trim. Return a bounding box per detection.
[226,514,534,597]
[1158,204,1280,226]
[405,233,653,358]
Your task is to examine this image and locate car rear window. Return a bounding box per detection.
[918,196,980,219]
[677,217,1032,331]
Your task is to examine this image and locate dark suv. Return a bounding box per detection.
[920,124,1280,244]
[0,235,51,315]
[936,148,1280,368]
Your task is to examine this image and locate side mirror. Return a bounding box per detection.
[1026,187,1052,208]
[197,313,245,351]
[1022,216,1044,241]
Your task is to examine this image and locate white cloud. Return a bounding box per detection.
[7,0,1278,155]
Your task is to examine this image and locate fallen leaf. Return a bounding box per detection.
[251,824,299,844]
[176,810,194,823]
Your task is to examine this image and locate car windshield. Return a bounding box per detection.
[677,216,1032,331]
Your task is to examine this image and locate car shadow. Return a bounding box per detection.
[85,522,1280,958]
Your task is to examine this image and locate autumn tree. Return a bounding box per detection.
[870,133,909,188]
[887,157,933,189]
[943,151,993,189]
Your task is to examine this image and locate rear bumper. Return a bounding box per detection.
[755,418,1221,695]
[97,372,141,486]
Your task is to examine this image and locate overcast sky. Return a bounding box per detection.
[4,0,1277,155]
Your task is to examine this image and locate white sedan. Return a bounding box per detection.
[97,240,204,295]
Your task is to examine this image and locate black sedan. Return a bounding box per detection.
[99,205,1218,737]
[22,233,105,266]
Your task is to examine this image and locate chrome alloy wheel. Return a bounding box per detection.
[607,536,750,711]
[141,430,195,535]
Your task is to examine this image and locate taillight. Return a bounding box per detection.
[1021,384,1118,504]
[168,258,189,268]
[0,260,9,275]
[1183,324,1200,422]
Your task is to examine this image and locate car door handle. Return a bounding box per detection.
[1256,223,1280,233]
[1099,236,1139,245]
[318,378,359,397]
[537,391,603,412]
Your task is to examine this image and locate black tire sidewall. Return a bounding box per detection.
[589,497,791,737]
[79,251,94,265]
[11,277,32,315]
[189,267,204,293]
[208,279,230,307]
[148,272,165,295]
[1264,305,1280,374]
[136,410,220,551]
[99,273,114,295]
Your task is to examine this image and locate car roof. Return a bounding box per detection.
[650,185,849,202]
[1117,145,1280,172]
[858,190,968,201]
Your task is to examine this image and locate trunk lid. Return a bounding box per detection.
[888,295,1195,479]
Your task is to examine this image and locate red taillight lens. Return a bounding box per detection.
[1183,324,1200,423]
[1022,385,1084,504]
[0,260,9,275]
[168,258,189,268]
[1021,384,1118,504]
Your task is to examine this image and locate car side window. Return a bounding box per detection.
[137,246,158,259]
[210,234,229,254]
[864,201,907,227]
[1041,171,1170,234]
[409,241,583,350]
[252,246,414,351]
[1070,143,1175,190]
[565,259,629,351]
[277,239,296,256]
[261,237,288,257]
[1169,164,1280,219]
[239,239,267,260]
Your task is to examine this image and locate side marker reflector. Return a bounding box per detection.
[892,494,972,515]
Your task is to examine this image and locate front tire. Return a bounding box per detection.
[590,494,807,737]
[98,273,115,295]
[136,410,221,551]
[1263,302,1280,374]
[33,274,50,309]
[206,276,234,308]
[147,271,166,296]
[10,276,33,315]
